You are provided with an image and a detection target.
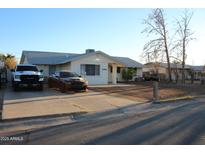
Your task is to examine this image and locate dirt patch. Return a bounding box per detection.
[89,82,205,102]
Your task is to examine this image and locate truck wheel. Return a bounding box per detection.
[48,78,52,88]
[39,83,43,91]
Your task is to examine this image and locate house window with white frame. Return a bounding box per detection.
[80,64,100,76]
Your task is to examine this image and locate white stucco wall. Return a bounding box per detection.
[70,53,120,85]
[143,65,167,74]
[136,68,143,77]
[56,63,71,72]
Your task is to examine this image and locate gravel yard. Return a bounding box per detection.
[89,82,205,102]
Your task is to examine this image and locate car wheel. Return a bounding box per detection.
[60,82,66,93]
[83,87,88,92]
[13,84,19,91]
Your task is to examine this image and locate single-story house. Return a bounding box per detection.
[20,49,143,85]
[191,65,205,80]
[143,62,193,81]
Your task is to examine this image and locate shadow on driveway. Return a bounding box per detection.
[86,101,205,145]
[2,99,205,145]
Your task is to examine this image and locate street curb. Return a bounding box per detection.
[0,111,87,123]
[152,96,195,104]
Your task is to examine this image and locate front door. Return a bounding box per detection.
[49,65,56,75]
[108,65,113,83]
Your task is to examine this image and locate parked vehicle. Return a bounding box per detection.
[48,71,88,92]
[133,75,144,82]
[143,72,160,81]
[11,64,44,91]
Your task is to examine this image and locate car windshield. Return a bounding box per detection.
[16,66,38,71]
[60,72,79,78]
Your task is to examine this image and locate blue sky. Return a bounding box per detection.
[0,8,205,65]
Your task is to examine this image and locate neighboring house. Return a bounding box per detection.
[191,65,204,80]
[143,62,193,81]
[20,49,143,85]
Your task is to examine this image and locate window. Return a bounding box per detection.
[16,66,38,72]
[59,72,79,78]
[81,64,100,76]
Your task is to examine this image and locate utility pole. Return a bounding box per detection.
[153,80,159,103]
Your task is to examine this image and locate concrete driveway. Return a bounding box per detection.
[2,84,140,120]
[3,98,205,145]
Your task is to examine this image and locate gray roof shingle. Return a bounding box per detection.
[23,51,81,65]
[111,56,143,68]
[191,65,204,71]
[159,63,191,69]
[22,50,143,68]
[144,62,205,71]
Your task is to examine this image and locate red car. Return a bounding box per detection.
[48,71,88,92]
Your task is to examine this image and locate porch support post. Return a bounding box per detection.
[112,64,117,84]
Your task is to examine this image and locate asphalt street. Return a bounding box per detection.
[2,97,205,145]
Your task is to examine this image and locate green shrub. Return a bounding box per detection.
[122,68,136,81]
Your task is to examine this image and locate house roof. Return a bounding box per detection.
[144,62,205,72]
[160,63,191,69]
[21,51,81,65]
[191,65,204,71]
[144,62,191,69]
[21,50,143,68]
[111,56,143,68]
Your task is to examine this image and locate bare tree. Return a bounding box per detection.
[142,8,172,82]
[175,10,194,84]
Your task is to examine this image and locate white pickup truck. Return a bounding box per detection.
[12,64,44,91]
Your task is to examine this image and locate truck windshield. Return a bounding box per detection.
[60,72,79,78]
[16,66,38,72]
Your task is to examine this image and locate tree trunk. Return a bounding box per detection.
[175,69,179,83]
[161,15,172,83]
[182,38,186,84]
[164,35,172,82]
[191,71,194,84]
[166,54,172,82]
[176,73,178,83]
